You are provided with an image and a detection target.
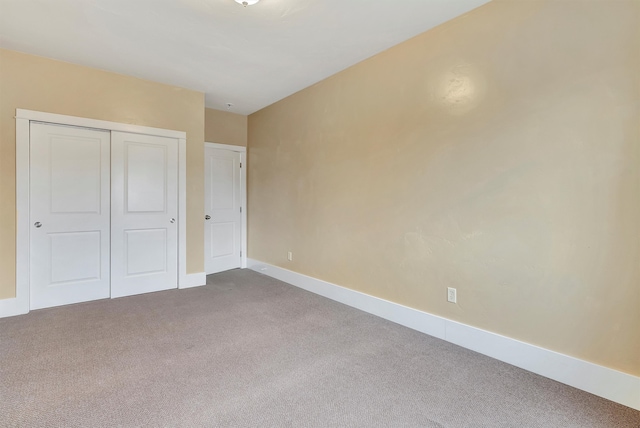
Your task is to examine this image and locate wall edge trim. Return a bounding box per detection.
[247,258,640,411]
[16,109,186,139]
[0,296,29,318]
[205,141,247,152]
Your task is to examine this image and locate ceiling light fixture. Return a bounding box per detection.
[234,0,259,6]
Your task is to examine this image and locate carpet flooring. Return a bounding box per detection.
[1,269,638,427]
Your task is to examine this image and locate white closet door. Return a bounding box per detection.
[110,132,178,298]
[30,123,111,309]
[205,147,242,274]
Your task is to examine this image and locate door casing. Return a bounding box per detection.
[12,109,190,316]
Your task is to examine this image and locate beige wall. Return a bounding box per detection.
[205,108,247,146]
[0,48,205,299]
[248,0,640,375]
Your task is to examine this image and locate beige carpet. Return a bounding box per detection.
[1,269,638,427]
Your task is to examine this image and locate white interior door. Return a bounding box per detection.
[205,147,242,274]
[110,132,178,298]
[30,123,111,309]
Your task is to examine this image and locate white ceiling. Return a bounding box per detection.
[0,0,490,115]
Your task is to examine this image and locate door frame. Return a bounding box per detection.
[204,142,247,272]
[13,109,189,316]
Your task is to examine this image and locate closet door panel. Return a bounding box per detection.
[29,123,111,309]
[111,132,178,298]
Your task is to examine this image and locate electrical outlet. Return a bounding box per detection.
[447,287,457,303]
[287,251,293,261]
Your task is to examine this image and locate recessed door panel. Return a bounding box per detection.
[210,157,234,210]
[50,231,102,284]
[125,229,167,276]
[50,137,102,214]
[205,147,242,274]
[111,132,178,298]
[30,123,111,310]
[126,143,167,213]
[210,223,235,258]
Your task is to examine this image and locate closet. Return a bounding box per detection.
[28,121,179,310]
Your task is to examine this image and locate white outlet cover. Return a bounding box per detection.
[447,287,457,303]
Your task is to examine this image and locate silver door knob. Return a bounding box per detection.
[205,215,211,220]
[34,222,42,228]
[170,218,176,223]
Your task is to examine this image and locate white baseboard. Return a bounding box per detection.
[179,272,207,289]
[0,295,29,319]
[247,259,640,411]
[1,272,208,318]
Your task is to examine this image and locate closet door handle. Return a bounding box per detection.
[170,218,176,223]
[205,215,211,220]
[34,222,42,228]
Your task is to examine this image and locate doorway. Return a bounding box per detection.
[204,143,247,274]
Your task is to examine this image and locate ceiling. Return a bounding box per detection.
[0,0,490,115]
